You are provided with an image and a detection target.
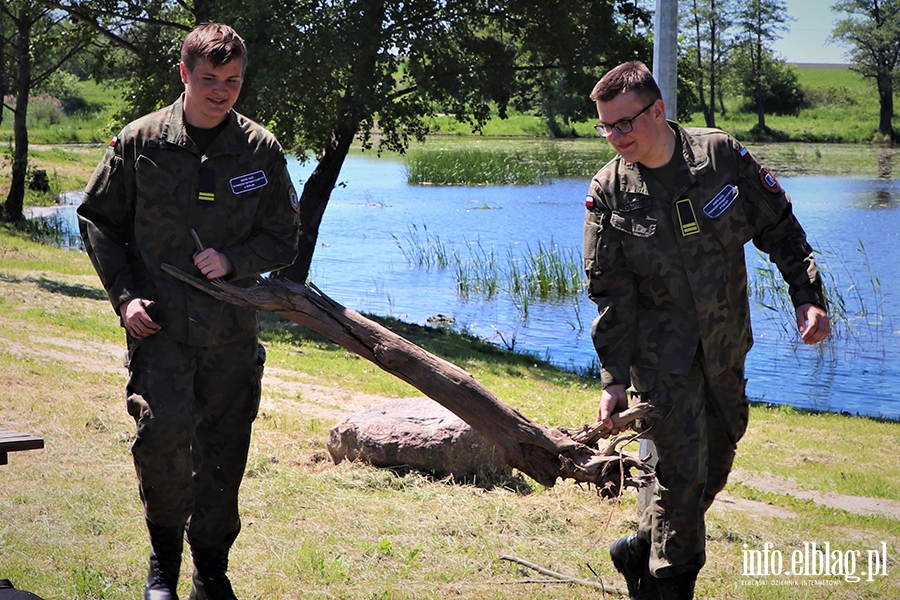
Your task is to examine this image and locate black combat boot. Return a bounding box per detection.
[657,570,698,600]
[144,521,184,600]
[610,534,660,600]
[189,548,237,600]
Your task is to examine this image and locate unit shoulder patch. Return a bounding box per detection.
[759,167,781,193]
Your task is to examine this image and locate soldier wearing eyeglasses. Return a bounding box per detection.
[582,61,831,600]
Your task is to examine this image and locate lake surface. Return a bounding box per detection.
[34,151,900,420]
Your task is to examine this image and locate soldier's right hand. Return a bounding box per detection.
[597,384,629,436]
[119,297,161,339]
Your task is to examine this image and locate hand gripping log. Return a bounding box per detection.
[161,265,654,494]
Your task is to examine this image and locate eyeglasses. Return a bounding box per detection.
[594,100,657,137]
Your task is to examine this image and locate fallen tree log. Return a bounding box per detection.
[161,265,654,495]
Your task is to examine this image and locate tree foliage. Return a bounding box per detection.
[729,45,806,117]
[681,0,737,127]
[732,0,791,133]
[0,1,93,223]
[830,0,900,138]
[48,0,651,281]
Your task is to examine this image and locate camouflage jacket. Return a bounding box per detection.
[583,123,825,387]
[78,96,300,347]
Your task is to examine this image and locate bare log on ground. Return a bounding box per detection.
[161,266,654,493]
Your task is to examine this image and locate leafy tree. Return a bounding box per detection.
[730,45,806,117]
[830,0,900,139]
[0,1,92,223]
[49,0,650,282]
[732,0,791,133]
[682,0,736,127]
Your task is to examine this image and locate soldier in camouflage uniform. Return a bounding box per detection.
[583,62,830,600]
[77,23,299,600]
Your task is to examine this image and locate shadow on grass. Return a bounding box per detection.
[0,272,107,302]
[258,311,572,378]
[382,464,536,494]
[35,276,107,301]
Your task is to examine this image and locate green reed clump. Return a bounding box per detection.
[411,233,585,308]
[405,148,545,185]
[20,213,82,250]
[391,223,450,269]
[521,240,583,299]
[404,145,616,186]
[454,241,501,299]
[748,240,889,346]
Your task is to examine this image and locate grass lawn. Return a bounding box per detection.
[0,230,897,600]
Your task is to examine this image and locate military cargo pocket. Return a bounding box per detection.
[705,187,755,252]
[582,212,603,273]
[610,212,657,238]
[134,154,163,196]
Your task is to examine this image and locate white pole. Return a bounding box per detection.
[639,0,678,513]
[653,0,679,120]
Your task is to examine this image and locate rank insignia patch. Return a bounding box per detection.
[198,168,215,203]
[760,167,781,193]
[676,198,700,236]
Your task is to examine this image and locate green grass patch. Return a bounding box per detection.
[1,79,124,145]
[683,64,893,144]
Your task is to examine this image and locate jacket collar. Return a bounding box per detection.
[618,121,711,196]
[158,94,251,156]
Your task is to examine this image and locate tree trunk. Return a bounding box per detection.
[691,1,712,128]
[161,265,655,494]
[1,10,32,224]
[278,117,358,283]
[706,6,717,128]
[877,70,894,139]
[279,0,385,282]
[754,36,766,132]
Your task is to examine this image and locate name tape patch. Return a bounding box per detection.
[230,170,269,195]
[703,184,739,218]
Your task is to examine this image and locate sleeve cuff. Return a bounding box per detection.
[600,366,631,387]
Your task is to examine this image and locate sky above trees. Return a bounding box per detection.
[772,0,848,63]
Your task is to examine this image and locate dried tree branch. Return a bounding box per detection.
[499,554,627,595]
[160,265,655,493]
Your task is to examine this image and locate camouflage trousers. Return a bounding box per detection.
[125,333,263,550]
[631,353,749,578]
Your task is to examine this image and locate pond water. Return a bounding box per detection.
[35,150,900,420]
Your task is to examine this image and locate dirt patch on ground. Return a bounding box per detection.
[261,366,396,423]
[711,493,797,520]
[0,316,124,375]
[730,468,900,520]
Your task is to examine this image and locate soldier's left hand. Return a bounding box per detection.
[796,303,830,345]
[194,248,234,279]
